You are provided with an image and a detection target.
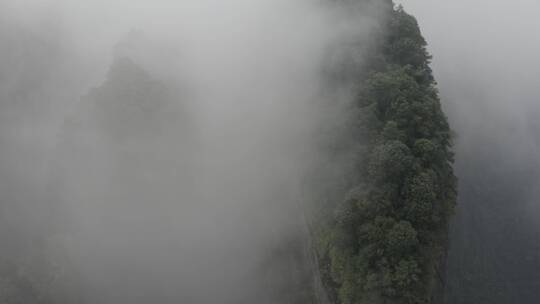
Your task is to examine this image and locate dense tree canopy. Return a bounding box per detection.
[314,4,456,304]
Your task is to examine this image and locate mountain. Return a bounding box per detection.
[311,4,456,304]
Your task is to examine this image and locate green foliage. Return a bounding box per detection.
[381,121,406,142]
[413,139,437,164]
[402,171,437,227]
[314,3,457,304]
[369,140,413,182]
[385,5,433,80]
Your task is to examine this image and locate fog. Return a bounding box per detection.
[0,0,387,303]
[398,1,540,303]
[11,0,540,302]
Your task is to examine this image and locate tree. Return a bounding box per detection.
[314,3,456,303]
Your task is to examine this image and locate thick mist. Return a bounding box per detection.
[0,1,386,303]
[398,1,540,303]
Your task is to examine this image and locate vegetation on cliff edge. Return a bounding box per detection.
[314,4,457,304]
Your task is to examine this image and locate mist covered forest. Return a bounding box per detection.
[0,0,539,303]
[399,1,540,303]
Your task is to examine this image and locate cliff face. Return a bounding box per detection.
[312,3,456,303]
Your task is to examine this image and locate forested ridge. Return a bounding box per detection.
[312,3,456,304]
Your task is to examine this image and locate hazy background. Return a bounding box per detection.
[0,0,386,303]
[6,0,540,303]
[398,1,540,303]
